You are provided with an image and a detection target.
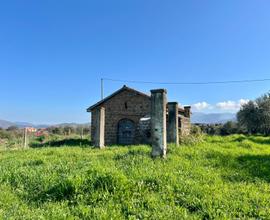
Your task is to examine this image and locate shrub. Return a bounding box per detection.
[191,125,202,135]
[36,135,47,143]
[220,121,238,135]
[179,134,204,146]
[0,130,12,139]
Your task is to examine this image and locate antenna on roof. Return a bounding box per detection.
[101,78,104,100]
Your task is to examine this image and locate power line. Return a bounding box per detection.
[103,77,270,85]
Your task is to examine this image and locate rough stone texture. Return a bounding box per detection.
[138,114,151,144]
[92,107,105,148]
[179,115,191,136]
[184,106,191,118]
[167,102,179,145]
[89,86,191,146]
[151,89,167,157]
[91,88,151,145]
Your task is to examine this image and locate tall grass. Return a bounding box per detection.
[1,135,270,219]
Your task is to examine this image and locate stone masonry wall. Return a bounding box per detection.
[91,88,192,145]
[92,90,151,145]
[179,115,191,136]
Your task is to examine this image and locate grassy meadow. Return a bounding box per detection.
[0,135,270,219]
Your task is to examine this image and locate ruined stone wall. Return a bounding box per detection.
[91,90,151,145]
[138,116,151,144]
[179,115,191,136]
[91,89,192,145]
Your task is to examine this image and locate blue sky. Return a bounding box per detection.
[1,0,270,124]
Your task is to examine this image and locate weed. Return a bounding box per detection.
[1,135,270,218]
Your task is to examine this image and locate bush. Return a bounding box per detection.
[179,134,204,146]
[220,121,238,135]
[36,135,47,143]
[195,122,247,136]
[6,126,19,131]
[195,123,222,135]
[191,125,202,135]
[0,130,12,139]
[0,129,23,140]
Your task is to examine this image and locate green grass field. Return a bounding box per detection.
[1,135,270,219]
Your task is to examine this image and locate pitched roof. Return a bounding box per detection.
[86,85,150,112]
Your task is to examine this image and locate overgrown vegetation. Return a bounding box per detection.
[238,92,270,135]
[0,126,90,151]
[1,135,270,219]
[195,121,242,136]
[0,128,24,150]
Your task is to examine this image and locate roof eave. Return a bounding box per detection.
[86,85,150,112]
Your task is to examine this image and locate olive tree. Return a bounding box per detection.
[237,93,270,135]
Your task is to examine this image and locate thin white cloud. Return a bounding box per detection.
[192,101,211,111]
[191,99,249,112]
[216,99,249,111]
[216,101,237,110]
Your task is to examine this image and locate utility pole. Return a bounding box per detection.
[101,78,104,100]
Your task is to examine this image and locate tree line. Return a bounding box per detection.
[195,92,270,136]
[0,125,90,140]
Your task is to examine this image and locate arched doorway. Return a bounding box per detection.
[117,119,135,145]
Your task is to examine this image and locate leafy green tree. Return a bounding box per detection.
[256,93,270,134]
[63,126,75,135]
[237,93,270,135]
[47,126,64,135]
[237,101,259,134]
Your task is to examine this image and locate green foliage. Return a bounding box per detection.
[36,135,47,143]
[1,135,270,218]
[47,127,64,135]
[237,92,270,135]
[220,121,239,135]
[237,101,260,134]
[6,126,19,131]
[47,126,90,136]
[0,129,24,150]
[196,121,247,136]
[0,129,13,140]
[179,134,204,146]
[197,123,222,135]
[190,125,202,135]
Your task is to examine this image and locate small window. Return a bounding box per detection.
[124,102,128,109]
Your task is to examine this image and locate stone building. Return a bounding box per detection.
[87,85,191,145]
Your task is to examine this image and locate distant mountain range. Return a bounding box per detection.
[0,120,15,129]
[191,112,236,124]
[0,113,235,129]
[0,120,90,129]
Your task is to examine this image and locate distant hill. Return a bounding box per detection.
[191,112,236,124]
[0,120,50,129]
[0,113,235,129]
[0,120,16,129]
[14,122,36,128]
[0,119,89,129]
[54,123,90,128]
